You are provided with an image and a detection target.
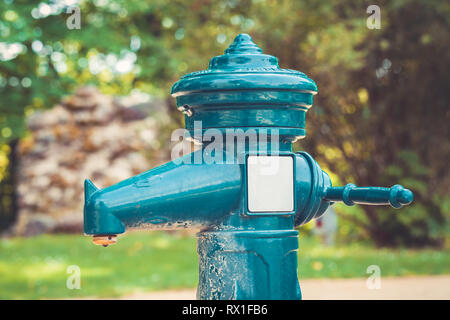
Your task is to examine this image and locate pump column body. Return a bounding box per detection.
[172,35,331,299]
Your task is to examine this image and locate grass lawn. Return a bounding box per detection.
[0,231,449,299]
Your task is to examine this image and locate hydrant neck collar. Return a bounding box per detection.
[171,34,318,142]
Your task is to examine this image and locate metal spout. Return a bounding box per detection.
[83,150,242,238]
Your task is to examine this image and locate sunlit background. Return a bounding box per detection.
[0,0,449,299]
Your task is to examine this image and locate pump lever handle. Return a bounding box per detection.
[324,184,413,208]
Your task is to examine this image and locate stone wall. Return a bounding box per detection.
[13,87,172,236]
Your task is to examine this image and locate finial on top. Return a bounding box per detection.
[224,33,263,54]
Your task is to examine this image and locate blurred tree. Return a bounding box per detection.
[299,0,450,247]
[0,140,17,232]
[0,0,448,246]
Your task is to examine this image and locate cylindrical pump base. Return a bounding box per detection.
[196,229,301,300]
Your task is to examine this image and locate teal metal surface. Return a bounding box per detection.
[171,33,317,142]
[83,34,414,300]
[324,184,413,208]
[84,150,242,235]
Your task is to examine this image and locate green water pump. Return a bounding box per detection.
[83,34,413,299]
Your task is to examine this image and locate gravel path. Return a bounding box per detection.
[117,275,450,300]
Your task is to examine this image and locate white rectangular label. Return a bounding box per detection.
[247,156,294,213]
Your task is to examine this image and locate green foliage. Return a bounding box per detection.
[0,141,17,231]
[1,232,449,299]
[297,0,450,247]
[370,150,448,247]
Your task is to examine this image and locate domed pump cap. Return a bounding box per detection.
[171,34,318,141]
